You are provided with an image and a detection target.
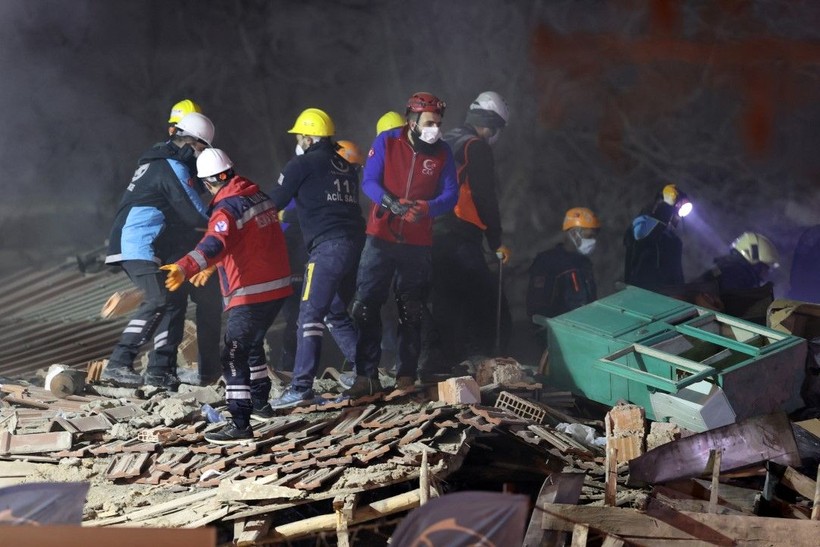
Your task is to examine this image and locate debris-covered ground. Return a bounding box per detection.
[3,354,820,545]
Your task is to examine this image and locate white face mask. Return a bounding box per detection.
[487,128,502,146]
[295,144,304,156]
[576,237,597,255]
[418,126,441,144]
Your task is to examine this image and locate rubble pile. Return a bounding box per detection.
[1,357,820,545]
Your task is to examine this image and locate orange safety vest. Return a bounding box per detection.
[453,136,487,231]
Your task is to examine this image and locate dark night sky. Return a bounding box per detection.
[3,0,820,315]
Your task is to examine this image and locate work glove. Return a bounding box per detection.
[159,264,186,292]
[401,200,429,223]
[380,192,412,217]
[495,245,511,265]
[189,265,217,288]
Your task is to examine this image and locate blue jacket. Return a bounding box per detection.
[361,126,458,246]
[106,141,208,265]
[270,139,365,251]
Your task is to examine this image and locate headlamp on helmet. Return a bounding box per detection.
[662,184,693,218]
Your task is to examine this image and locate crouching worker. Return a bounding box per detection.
[161,149,292,444]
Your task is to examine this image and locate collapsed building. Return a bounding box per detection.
[1,259,820,546]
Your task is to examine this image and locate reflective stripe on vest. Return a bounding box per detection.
[223,275,291,306]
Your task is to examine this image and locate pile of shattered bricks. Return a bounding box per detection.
[2,353,820,546]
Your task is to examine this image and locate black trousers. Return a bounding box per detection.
[108,260,187,376]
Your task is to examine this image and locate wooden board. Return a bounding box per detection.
[540,502,820,546]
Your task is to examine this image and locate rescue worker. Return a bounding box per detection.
[161,149,292,443]
[166,99,223,386]
[696,231,779,323]
[268,109,366,409]
[432,91,512,364]
[789,224,820,303]
[101,113,215,389]
[527,207,600,319]
[623,184,692,294]
[273,139,363,374]
[345,92,459,397]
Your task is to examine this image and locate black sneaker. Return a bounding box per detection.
[143,372,181,392]
[251,402,276,421]
[99,365,144,388]
[204,424,254,445]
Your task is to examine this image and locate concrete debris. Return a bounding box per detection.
[0,356,818,545]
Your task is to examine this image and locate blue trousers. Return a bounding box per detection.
[355,236,432,379]
[291,235,363,391]
[223,299,285,427]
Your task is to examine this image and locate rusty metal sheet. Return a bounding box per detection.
[628,412,800,487]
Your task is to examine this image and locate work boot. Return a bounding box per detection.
[250,401,276,421]
[204,423,254,445]
[99,364,143,388]
[269,387,315,410]
[395,376,416,391]
[341,376,383,399]
[176,368,201,386]
[143,371,181,392]
[338,371,356,389]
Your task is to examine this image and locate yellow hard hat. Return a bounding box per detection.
[336,140,364,165]
[376,111,404,135]
[562,207,600,231]
[288,108,335,137]
[168,99,202,124]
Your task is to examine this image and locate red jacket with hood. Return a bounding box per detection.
[175,176,293,310]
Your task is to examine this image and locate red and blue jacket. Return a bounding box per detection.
[175,176,293,310]
[362,126,458,246]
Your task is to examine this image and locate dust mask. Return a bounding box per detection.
[487,128,502,146]
[418,126,441,144]
[576,238,597,255]
[295,144,304,156]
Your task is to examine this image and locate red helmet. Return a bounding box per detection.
[406,92,446,116]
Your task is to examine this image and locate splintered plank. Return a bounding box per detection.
[540,503,820,546]
[523,473,585,547]
[628,412,800,487]
[235,515,274,547]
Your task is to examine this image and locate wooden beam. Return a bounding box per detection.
[646,497,734,546]
[541,502,820,546]
[420,449,430,505]
[570,523,588,546]
[261,490,421,542]
[333,494,358,547]
[709,449,721,513]
[522,473,585,547]
[813,463,820,521]
[605,445,618,506]
[629,412,799,486]
[781,465,817,501]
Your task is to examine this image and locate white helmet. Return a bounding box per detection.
[470,91,510,125]
[197,148,233,179]
[175,112,215,146]
[731,232,780,268]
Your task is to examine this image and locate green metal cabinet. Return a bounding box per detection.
[535,286,807,431]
